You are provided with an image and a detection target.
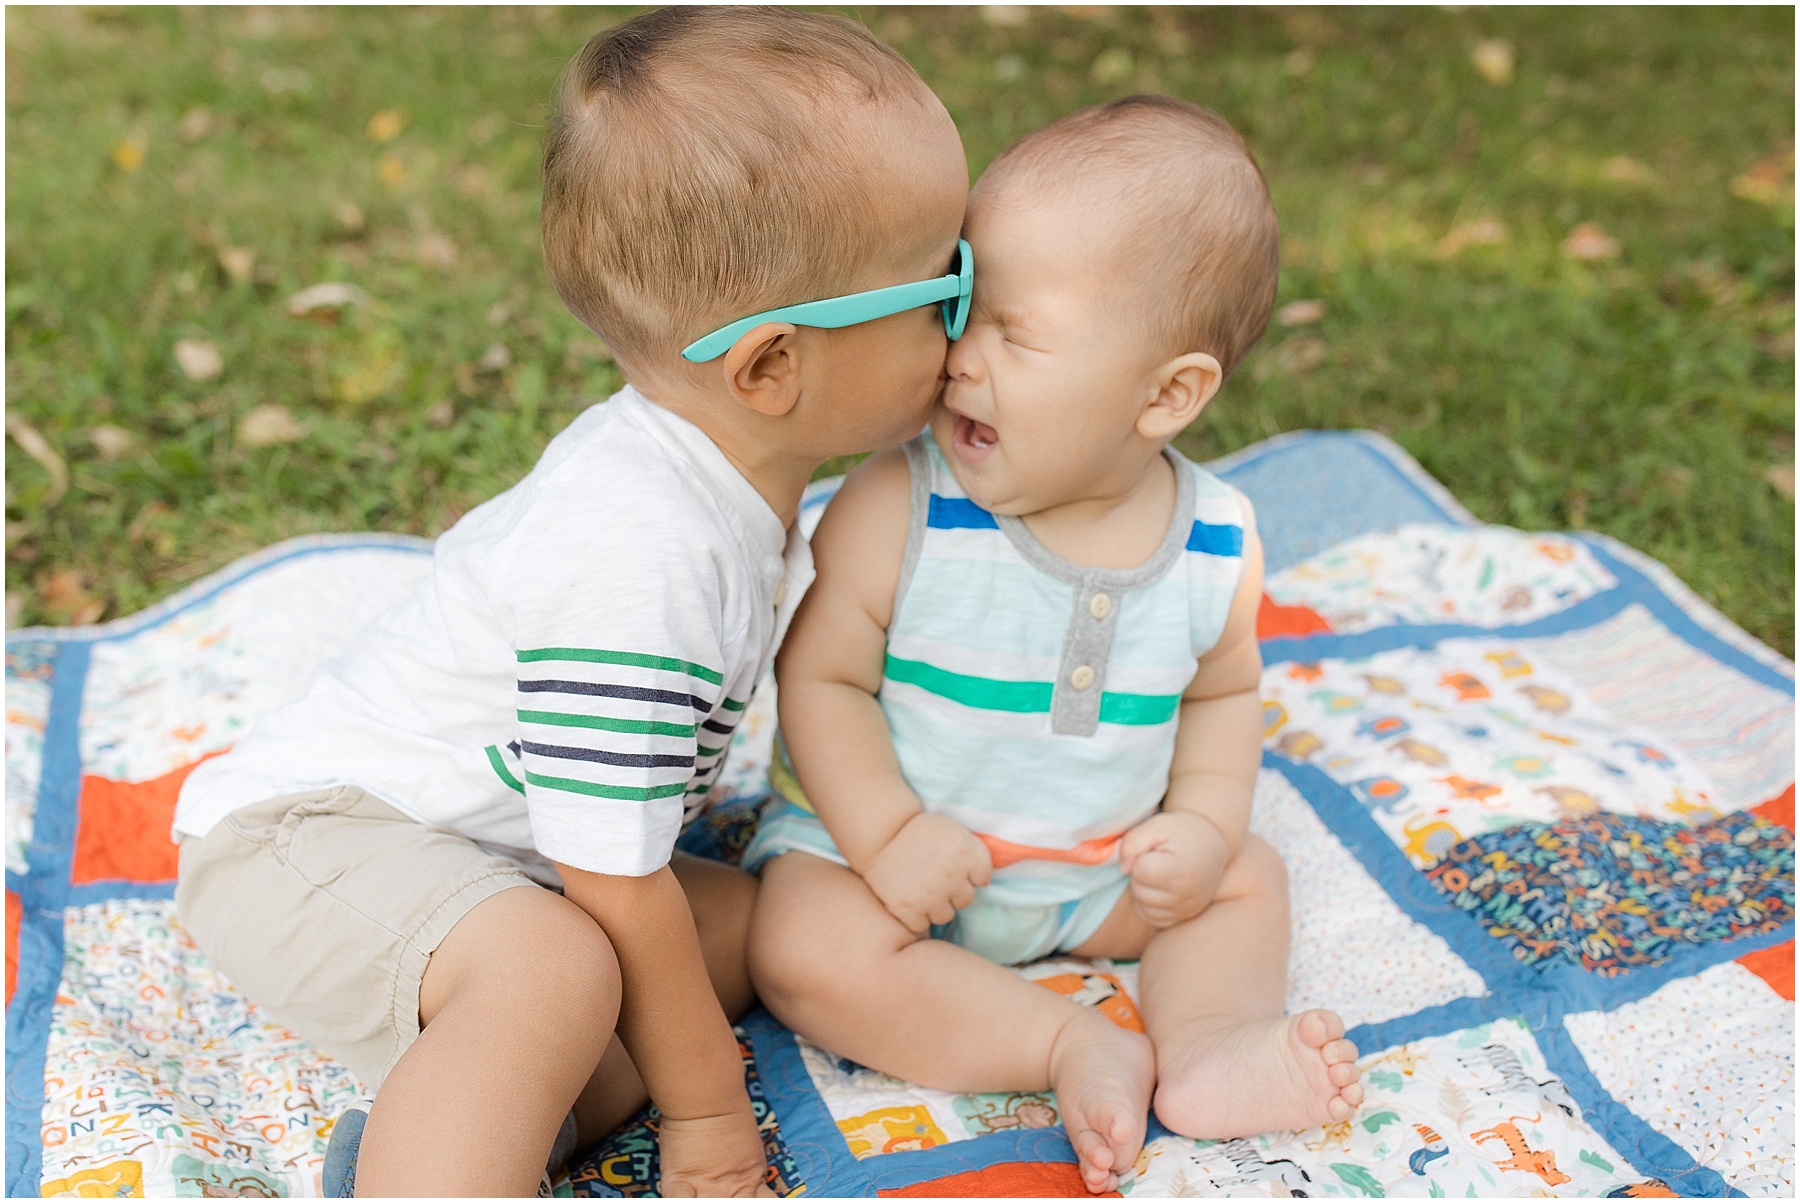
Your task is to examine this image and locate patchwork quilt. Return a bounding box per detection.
[7,431,1792,1198]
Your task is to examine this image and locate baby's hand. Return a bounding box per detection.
[1119,810,1232,928]
[658,1108,774,1197]
[864,811,992,934]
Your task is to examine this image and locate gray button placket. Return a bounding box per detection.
[1051,573,1119,736]
[992,447,1198,741]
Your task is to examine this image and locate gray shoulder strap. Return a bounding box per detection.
[891,435,933,629]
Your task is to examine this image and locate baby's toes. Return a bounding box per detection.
[1329,1060,1357,1088]
[1323,1038,1359,1068]
[1294,1009,1344,1049]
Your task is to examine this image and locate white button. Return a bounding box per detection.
[1089,592,1112,620]
[774,580,789,608]
[1069,664,1096,691]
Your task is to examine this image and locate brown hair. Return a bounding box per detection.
[542,7,935,374]
[973,95,1280,376]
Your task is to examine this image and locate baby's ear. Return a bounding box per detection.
[1137,351,1223,441]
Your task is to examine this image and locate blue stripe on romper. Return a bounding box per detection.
[926,495,1000,530]
[1186,520,1244,556]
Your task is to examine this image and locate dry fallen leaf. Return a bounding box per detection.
[1284,47,1316,77]
[111,137,146,172]
[478,343,512,374]
[1600,155,1654,185]
[1731,147,1795,207]
[236,404,308,448]
[427,399,456,428]
[5,416,70,505]
[1561,222,1621,262]
[176,106,214,143]
[88,424,134,460]
[1276,299,1327,327]
[982,5,1030,26]
[1254,335,1328,380]
[333,200,366,234]
[286,281,369,318]
[1471,39,1514,85]
[416,233,459,270]
[217,246,257,285]
[1435,218,1507,259]
[366,108,406,143]
[1091,47,1135,84]
[379,153,407,187]
[173,338,224,381]
[1769,464,1795,500]
[38,568,104,626]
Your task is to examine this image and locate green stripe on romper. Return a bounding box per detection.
[718,695,748,711]
[884,653,1052,713]
[515,647,725,686]
[884,653,1181,726]
[524,772,688,801]
[485,744,525,795]
[516,709,696,738]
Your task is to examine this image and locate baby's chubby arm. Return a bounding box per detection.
[776,450,992,933]
[1119,520,1266,928]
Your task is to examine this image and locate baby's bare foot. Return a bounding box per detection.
[1049,1014,1155,1194]
[1153,1009,1363,1140]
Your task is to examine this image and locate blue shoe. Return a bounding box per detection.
[322,1107,367,1198]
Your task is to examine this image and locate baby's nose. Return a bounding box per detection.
[945,333,980,381]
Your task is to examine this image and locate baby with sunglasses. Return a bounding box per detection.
[746,96,1363,1193]
[172,8,971,1197]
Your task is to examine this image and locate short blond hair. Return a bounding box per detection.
[974,95,1280,377]
[542,7,934,374]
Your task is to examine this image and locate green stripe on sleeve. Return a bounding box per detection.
[516,647,724,685]
[517,709,696,738]
[884,653,1053,713]
[485,744,525,795]
[718,695,748,711]
[1097,690,1183,726]
[696,744,727,758]
[524,772,688,802]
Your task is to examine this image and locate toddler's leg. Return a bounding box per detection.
[1135,834,1363,1139]
[750,852,1153,1194]
[355,886,621,1196]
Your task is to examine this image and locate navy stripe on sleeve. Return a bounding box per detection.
[518,678,709,710]
[519,740,695,770]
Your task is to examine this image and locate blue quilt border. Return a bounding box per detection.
[6,642,89,1197]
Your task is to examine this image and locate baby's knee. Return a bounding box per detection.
[1228,834,1289,898]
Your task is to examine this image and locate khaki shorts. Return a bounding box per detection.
[175,786,539,1088]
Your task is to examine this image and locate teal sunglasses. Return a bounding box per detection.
[681,239,973,363]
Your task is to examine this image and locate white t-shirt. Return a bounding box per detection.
[174,386,813,881]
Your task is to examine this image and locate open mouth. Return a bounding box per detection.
[953,413,999,463]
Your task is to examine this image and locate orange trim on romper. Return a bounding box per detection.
[978,831,1121,870]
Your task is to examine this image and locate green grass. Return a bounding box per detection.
[6,6,1793,653]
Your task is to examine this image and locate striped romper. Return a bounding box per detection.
[746,432,1253,964]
